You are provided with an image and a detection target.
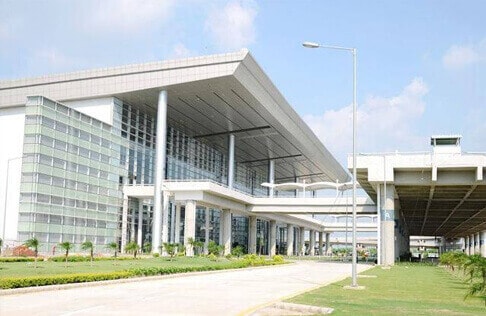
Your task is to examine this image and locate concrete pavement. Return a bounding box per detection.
[0,261,372,315]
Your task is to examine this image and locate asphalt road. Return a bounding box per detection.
[0,261,372,315]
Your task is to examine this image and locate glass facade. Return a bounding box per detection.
[19,96,127,252]
[16,96,310,254]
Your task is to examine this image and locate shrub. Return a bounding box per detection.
[231,245,245,258]
[152,253,160,258]
[0,257,35,263]
[242,254,266,266]
[12,245,36,257]
[272,255,285,264]
[207,241,224,256]
[0,271,133,289]
[207,253,217,261]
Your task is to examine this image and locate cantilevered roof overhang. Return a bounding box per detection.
[0,49,349,184]
[350,152,486,238]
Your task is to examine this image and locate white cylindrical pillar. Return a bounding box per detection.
[481,231,486,257]
[204,207,210,254]
[249,216,257,254]
[121,195,129,252]
[268,160,275,197]
[309,230,316,256]
[152,90,168,254]
[137,199,144,247]
[221,209,232,255]
[465,235,470,255]
[228,134,235,189]
[286,224,294,256]
[169,202,175,243]
[318,232,323,255]
[174,204,181,244]
[269,220,277,257]
[184,200,196,257]
[299,227,305,256]
[325,232,330,255]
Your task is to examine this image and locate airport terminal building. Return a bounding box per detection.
[0,50,351,256]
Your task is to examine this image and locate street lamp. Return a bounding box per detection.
[2,155,26,242]
[303,41,358,287]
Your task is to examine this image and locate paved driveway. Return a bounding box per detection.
[0,261,372,315]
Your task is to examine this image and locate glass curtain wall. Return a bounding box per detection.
[19,96,126,252]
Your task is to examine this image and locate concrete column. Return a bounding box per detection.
[380,183,395,266]
[184,200,196,257]
[481,231,486,257]
[130,204,136,242]
[268,160,275,197]
[161,192,170,250]
[299,227,305,256]
[325,233,330,254]
[318,232,323,255]
[471,234,476,254]
[309,230,316,256]
[286,224,294,256]
[465,235,470,255]
[475,232,480,254]
[204,207,210,254]
[121,195,129,252]
[249,216,257,254]
[152,90,168,254]
[169,202,175,243]
[269,220,277,257]
[221,209,232,255]
[174,204,181,244]
[228,134,235,189]
[137,199,143,247]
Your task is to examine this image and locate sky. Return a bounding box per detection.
[0,0,485,165]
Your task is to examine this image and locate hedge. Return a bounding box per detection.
[0,256,285,289]
[0,257,36,263]
[48,256,135,262]
[0,271,133,289]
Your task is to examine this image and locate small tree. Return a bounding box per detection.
[143,241,152,254]
[163,243,178,261]
[24,237,40,268]
[231,245,245,258]
[106,242,118,258]
[208,241,224,257]
[125,241,139,259]
[81,241,94,266]
[59,241,73,267]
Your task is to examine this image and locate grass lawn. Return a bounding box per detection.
[288,264,485,315]
[0,257,240,278]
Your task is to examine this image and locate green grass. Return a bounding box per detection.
[288,264,485,315]
[0,257,240,278]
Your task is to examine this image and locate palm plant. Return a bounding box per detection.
[81,241,94,266]
[59,241,73,267]
[125,241,139,258]
[106,242,118,258]
[24,237,40,268]
[163,243,178,261]
[463,254,486,305]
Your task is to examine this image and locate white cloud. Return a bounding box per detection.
[170,43,194,59]
[205,0,258,51]
[442,39,486,69]
[83,0,175,33]
[304,78,429,162]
